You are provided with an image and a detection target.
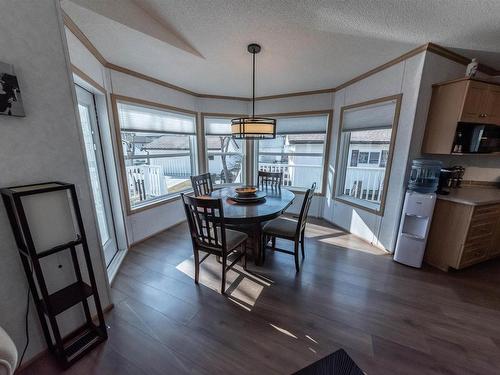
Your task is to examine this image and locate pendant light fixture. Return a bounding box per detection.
[231,43,276,139]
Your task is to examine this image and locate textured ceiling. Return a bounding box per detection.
[61,0,500,97]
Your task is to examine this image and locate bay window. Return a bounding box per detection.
[335,95,401,214]
[203,116,244,184]
[257,113,330,193]
[113,96,198,212]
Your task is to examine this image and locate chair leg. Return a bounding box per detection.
[261,233,266,264]
[294,241,300,273]
[300,231,305,258]
[194,250,200,284]
[221,255,227,294]
[271,236,276,249]
[243,244,248,270]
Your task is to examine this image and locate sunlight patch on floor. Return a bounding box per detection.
[269,323,298,339]
[176,253,271,311]
[305,335,319,344]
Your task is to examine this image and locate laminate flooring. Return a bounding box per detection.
[19,219,500,374]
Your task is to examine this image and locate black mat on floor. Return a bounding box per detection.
[292,349,364,375]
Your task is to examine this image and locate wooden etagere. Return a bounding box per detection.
[0,182,107,368]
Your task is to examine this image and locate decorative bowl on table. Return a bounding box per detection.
[234,186,258,197]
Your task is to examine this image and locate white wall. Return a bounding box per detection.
[323,53,427,251]
[0,0,111,362]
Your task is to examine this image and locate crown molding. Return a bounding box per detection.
[63,11,108,66]
[62,11,499,101]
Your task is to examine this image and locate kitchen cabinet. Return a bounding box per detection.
[425,200,500,271]
[422,78,500,154]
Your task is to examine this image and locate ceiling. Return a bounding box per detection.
[61,0,500,97]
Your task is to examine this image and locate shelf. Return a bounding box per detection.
[64,326,105,363]
[37,236,82,258]
[41,281,93,316]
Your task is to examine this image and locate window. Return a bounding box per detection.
[369,152,380,165]
[358,152,369,164]
[114,98,197,211]
[380,150,389,167]
[257,113,330,193]
[350,150,359,167]
[204,117,244,184]
[336,96,401,214]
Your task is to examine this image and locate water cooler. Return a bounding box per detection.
[394,159,441,268]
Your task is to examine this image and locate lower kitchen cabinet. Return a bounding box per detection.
[425,200,500,271]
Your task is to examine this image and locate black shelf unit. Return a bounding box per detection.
[1,182,107,368]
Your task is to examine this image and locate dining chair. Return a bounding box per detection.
[181,193,248,294]
[191,173,214,196]
[257,170,282,190]
[262,182,316,272]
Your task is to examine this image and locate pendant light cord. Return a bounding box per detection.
[252,51,255,118]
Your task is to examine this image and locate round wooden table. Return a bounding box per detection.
[209,187,295,264]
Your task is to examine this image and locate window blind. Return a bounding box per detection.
[342,99,397,132]
[117,102,196,134]
[204,117,232,135]
[275,115,329,135]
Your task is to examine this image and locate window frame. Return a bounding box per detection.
[111,94,199,215]
[254,110,333,196]
[200,113,247,186]
[333,94,402,216]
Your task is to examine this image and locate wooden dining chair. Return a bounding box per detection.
[257,170,282,190]
[191,173,214,196]
[262,182,316,272]
[181,194,248,294]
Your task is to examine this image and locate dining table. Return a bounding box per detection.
[209,186,295,265]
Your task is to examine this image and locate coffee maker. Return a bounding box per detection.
[437,166,465,194]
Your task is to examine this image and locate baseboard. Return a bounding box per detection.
[320,217,390,253]
[107,248,128,285]
[129,219,187,247]
[16,303,114,371]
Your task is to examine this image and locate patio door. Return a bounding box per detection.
[75,85,118,266]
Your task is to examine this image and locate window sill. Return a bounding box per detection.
[334,194,383,216]
[288,187,324,197]
[127,189,193,215]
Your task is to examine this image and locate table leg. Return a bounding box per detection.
[238,223,264,266]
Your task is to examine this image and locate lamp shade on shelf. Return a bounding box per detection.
[231,117,276,139]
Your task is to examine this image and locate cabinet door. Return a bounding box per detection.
[460,81,489,123]
[484,85,500,125]
[488,208,500,257]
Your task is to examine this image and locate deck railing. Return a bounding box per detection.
[126,165,166,203]
[259,163,322,188]
[343,166,385,202]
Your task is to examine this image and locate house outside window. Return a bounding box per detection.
[336,95,401,214]
[204,116,244,185]
[114,97,198,212]
[257,113,330,193]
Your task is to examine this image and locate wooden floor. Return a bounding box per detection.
[20,219,500,374]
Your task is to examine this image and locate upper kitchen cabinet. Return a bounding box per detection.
[422,78,500,154]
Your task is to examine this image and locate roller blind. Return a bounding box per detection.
[276,114,329,135]
[117,102,196,134]
[205,117,232,135]
[342,99,397,132]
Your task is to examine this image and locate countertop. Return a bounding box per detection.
[437,186,500,206]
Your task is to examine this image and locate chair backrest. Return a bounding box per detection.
[257,170,282,189]
[191,173,214,197]
[297,182,317,232]
[181,193,227,253]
